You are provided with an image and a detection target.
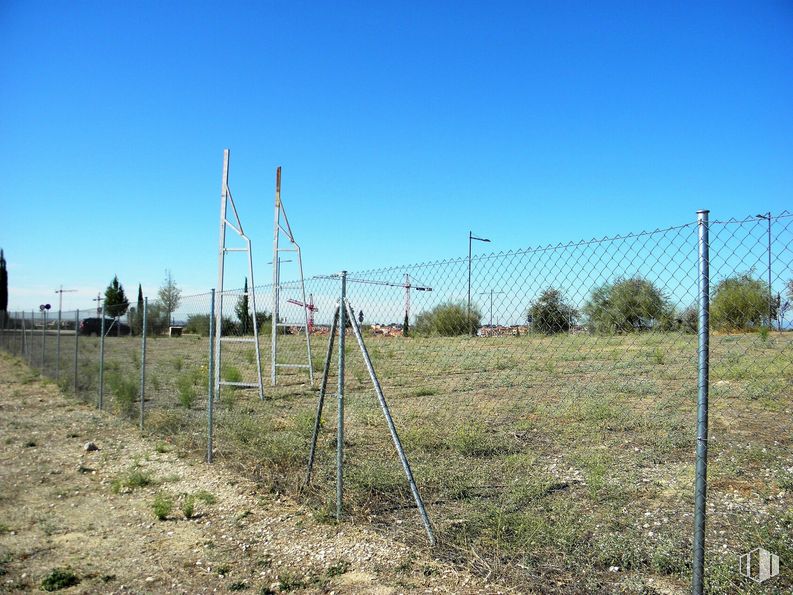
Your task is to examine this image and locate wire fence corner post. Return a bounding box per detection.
[139,297,148,431]
[207,289,215,463]
[336,271,347,521]
[692,209,710,595]
[98,303,106,410]
[73,309,79,395]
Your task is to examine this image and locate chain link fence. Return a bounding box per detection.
[0,210,790,593]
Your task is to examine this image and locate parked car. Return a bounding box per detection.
[79,317,131,336]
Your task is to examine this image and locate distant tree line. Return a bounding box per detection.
[411,272,786,337]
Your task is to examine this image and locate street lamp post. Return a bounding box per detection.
[478,290,505,328]
[756,213,772,327]
[468,231,491,336]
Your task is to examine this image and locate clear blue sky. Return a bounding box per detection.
[2,1,791,311]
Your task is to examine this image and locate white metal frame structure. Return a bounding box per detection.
[214,149,265,400]
[271,166,314,386]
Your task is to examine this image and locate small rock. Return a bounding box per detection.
[84,442,99,452]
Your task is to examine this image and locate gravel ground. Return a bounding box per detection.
[0,352,508,594]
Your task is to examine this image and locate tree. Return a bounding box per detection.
[0,249,7,326]
[157,270,181,327]
[131,284,144,335]
[235,278,252,334]
[711,273,770,331]
[104,275,129,318]
[583,277,672,333]
[414,301,481,336]
[403,312,410,337]
[527,288,578,334]
[679,305,698,334]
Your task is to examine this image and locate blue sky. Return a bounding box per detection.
[1,1,792,311]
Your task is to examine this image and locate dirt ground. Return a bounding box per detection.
[0,352,505,594]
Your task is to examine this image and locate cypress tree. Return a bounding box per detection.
[0,249,7,327]
[135,284,144,335]
[235,278,252,335]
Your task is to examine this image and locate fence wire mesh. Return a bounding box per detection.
[0,210,790,593]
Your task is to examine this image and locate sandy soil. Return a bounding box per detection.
[0,352,505,594]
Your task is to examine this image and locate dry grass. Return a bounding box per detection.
[14,328,793,593]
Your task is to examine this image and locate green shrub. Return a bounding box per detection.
[583,277,673,333]
[176,373,197,409]
[106,372,137,414]
[181,495,196,519]
[528,288,578,334]
[711,273,771,330]
[185,314,210,335]
[414,301,481,336]
[222,365,243,384]
[41,567,80,591]
[111,467,154,493]
[152,493,173,520]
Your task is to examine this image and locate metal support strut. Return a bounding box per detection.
[303,272,435,545]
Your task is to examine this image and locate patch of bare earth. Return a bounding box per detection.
[0,353,507,594]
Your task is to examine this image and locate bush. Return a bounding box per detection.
[711,273,771,331]
[176,373,197,409]
[152,493,173,520]
[414,301,481,336]
[583,277,673,333]
[41,567,80,591]
[184,314,210,335]
[678,305,698,334]
[107,371,138,413]
[184,314,240,336]
[143,301,170,335]
[528,288,578,334]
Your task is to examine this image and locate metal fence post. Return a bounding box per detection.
[56,306,62,381]
[692,209,710,595]
[29,310,33,366]
[337,271,347,520]
[139,297,147,431]
[41,309,46,372]
[99,303,106,410]
[207,289,215,463]
[73,310,80,395]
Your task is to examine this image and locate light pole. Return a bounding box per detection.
[468,231,491,336]
[756,213,772,327]
[478,290,505,328]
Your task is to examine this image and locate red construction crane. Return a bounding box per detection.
[286,294,318,333]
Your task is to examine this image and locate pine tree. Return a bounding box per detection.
[403,312,409,337]
[235,278,252,335]
[0,249,7,327]
[104,275,130,318]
